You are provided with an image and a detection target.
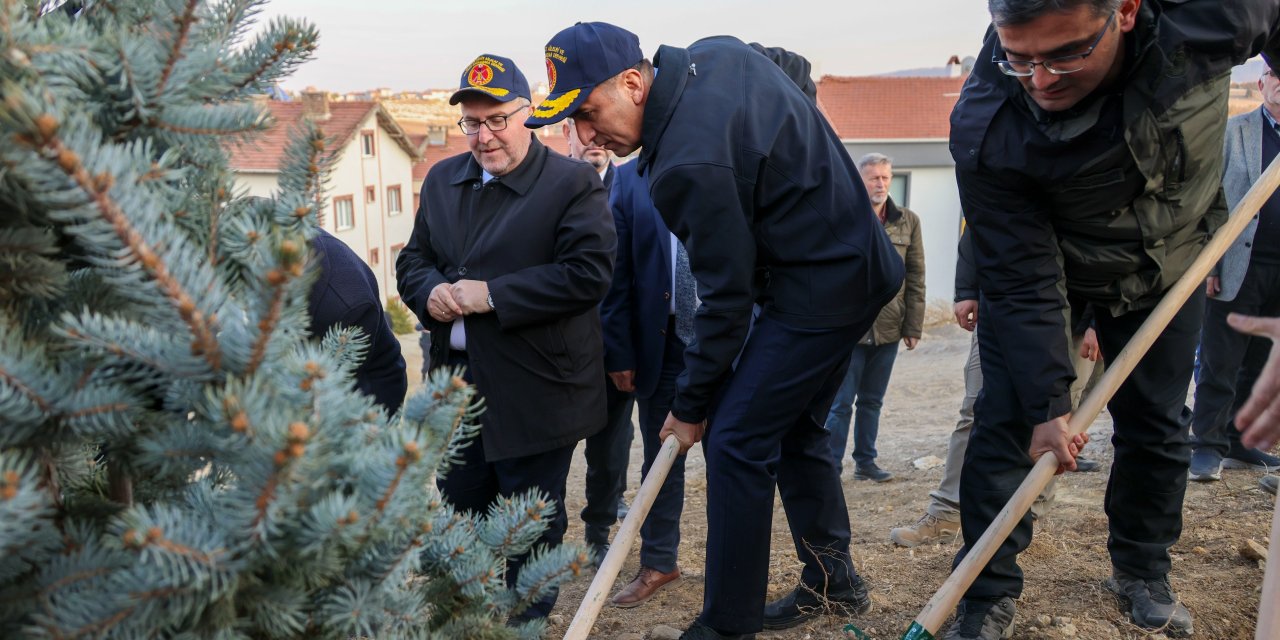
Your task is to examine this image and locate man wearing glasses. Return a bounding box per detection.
[946,0,1280,638]
[396,53,615,622]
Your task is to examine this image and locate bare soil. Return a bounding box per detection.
[401,322,1277,640]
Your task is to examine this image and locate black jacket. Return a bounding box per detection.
[396,137,616,460]
[307,229,407,413]
[951,0,1280,424]
[638,36,904,423]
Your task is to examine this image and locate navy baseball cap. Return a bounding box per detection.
[525,22,643,128]
[449,54,531,105]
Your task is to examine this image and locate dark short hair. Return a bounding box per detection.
[988,0,1121,26]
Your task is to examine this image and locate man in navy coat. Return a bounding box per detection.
[599,160,691,607]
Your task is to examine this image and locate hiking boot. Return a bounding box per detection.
[1224,446,1280,472]
[762,576,872,630]
[942,597,1015,639]
[890,513,960,547]
[853,462,893,482]
[1263,474,1279,496]
[1188,449,1222,482]
[1104,571,1193,636]
[1074,455,1101,472]
[679,621,755,639]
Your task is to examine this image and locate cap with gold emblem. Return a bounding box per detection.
[449,53,531,105]
[525,22,643,128]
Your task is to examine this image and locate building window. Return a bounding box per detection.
[391,243,404,265]
[365,186,376,204]
[387,185,402,215]
[361,131,375,157]
[334,196,354,230]
[412,192,420,213]
[369,248,379,265]
[890,173,910,208]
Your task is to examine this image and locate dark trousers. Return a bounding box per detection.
[957,290,1201,599]
[436,350,577,619]
[699,312,866,634]
[1191,262,1280,455]
[824,341,900,470]
[637,321,689,573]
[582,377,636,544]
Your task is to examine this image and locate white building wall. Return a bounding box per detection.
[237,173,278,199]
[897,166,962,304]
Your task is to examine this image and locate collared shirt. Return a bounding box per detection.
[1263,105,1280,131]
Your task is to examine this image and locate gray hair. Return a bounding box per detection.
[857,153,893,171]
[988,0,1121,27]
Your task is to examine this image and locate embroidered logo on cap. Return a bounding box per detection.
[546,58,558,93]
[468,63,493,87]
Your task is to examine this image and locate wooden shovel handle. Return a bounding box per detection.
[1259,485,1280,640]
[563,435,682,640]
[911,153,1280,637]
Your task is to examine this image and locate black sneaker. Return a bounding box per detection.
[679,620,756,639]
[586,540,609,568]
[853,462,893,482]
[762,577,871,630]
[1263,474,1279,496]
[942,597,1015,639]
[1224,446,1280,472]
[1188,449,1223,482]
[1104,571,1193,636]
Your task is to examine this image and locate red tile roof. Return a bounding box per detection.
[816,75,967,141]
[229,101,420,173]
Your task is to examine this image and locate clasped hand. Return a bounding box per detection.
[426,280,490,322]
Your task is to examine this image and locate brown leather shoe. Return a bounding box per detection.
[610,566,681,608]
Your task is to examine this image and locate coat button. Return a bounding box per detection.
[1245,242,1252,248]
[472,183,481,191]
[664,291,671,300]
[659,329,666,335]
[459,266,468,276]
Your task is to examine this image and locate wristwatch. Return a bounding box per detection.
[486,292,495,311]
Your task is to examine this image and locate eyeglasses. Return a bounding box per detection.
[457,105,528,135]
[992,12,1115,77]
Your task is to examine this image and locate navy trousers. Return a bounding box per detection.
[636,320,689,573]
[1191,262,1280,455]
[698,312,868,634]
[957,291,1201,599]
[582,377,636,545]
[436,350,576,619]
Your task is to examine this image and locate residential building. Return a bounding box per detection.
[229,92,421,301]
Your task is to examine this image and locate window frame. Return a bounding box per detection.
[333,195,355,231]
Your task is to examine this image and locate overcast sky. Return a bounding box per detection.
[256,0,995,93]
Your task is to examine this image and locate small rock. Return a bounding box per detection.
[1036,614,1052,627]
[1052,616,1071,626]
[1192,546,1208,555]
[650,624,683,640]
[1240,539,1269,562]
[913,455,945,470]
[1058,622,1077,637]
[616,634,643,640]
[548,614,565,627]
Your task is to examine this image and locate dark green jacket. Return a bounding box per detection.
[950,0,1280,424]
[867,197,925,345]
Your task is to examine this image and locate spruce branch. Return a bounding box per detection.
[245,237,304,376]
[155,0,198,95]
[13,120,224,370]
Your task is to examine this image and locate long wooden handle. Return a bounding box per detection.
[910,153,1280,637]
[564,435,682,640]
[1259,485,1280,640]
